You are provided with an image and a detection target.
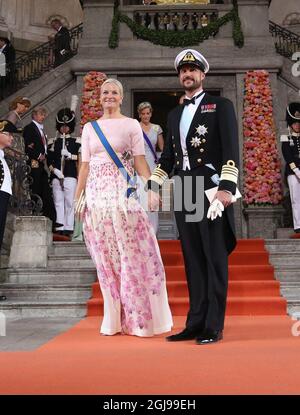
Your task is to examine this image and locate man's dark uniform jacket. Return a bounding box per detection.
[53,27,71,66]
[281,133,300,178]
[147,92,240,333]
[23,121,56,224]
[47,134,81,180]
[148,93,239,253]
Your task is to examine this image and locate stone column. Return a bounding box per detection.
[237,0,270,38]
[244,206,285,238]
[8,216,52,269]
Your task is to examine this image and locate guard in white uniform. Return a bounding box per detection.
[281,102,300,233]
[0,120,21,301]
[48,104,81,236]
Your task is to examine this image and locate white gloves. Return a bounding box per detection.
[207,199,224,221]
[294,168,300,180]
[53,168,64,179]
[61,148,72,159]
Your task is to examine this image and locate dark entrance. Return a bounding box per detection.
[133,89,220,133]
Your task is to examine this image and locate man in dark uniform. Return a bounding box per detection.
[0,120,21,301]
[146,49,239,345]
[50,19,71,67]
[23,107,57,228]
[0,37,16,97]
[281,102,300,233]
[47,106,81,236]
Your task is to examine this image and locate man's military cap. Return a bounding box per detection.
[286,102,300,127]
[174,49,209,74]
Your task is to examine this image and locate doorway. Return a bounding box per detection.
[133,89,220,133]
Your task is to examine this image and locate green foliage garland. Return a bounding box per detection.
[109,0,244,49]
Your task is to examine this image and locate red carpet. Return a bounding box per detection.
[87,239,286,317]
[0,239,299,395]
[0,315,300,394]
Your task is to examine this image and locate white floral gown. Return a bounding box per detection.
[81,118,173,337]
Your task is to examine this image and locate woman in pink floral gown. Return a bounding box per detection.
[75,79,173,337]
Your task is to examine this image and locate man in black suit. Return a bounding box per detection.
[146,49,239,345]
[0,37,16,97]
[23,107,57,227]
[50,19,71,67]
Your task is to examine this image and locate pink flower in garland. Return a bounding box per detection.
[243,70,283,205]
[80,71,107,131]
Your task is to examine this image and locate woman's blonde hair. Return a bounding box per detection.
[100,78,124,98]
[9,96,31,111]
[137,101,153,114]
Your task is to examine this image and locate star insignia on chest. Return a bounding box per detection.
[196,124,208,136]
[190,136,202,147]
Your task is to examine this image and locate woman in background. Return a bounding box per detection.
[137,101,164,234]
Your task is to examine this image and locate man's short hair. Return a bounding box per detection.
[32,107,47,118]
[51,18,61,25]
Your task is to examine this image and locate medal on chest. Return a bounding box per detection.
[190,124,208,147]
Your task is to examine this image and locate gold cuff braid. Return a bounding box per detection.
[148,164,168,186]
[220,160,238,184]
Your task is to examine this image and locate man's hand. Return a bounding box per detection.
[38,153,45,162]
[61,148,72,159]
[148,190,160,212]
[53,168,64,180]
[207,199,224,221]
[293,168,300,181]
[213,190,232,208]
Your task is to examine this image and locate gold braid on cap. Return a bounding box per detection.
[182,52,196,63]
[220,160,238,184]
[0,121,8,132]
[148,164,169,186]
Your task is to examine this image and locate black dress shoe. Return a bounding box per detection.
[294,229,300,233]
[166,328,200,342]
[196,330,223,345]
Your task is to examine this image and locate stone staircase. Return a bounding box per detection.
[1,238,300,319]
[0,241,95,318]
[265,239,300,318]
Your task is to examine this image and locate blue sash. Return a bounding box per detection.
[142,131,158,164]
[91,121,137,198]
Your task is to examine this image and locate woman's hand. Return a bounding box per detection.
[148,190,160,212]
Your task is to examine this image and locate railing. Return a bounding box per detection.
[0,23,83,100]
[269,20,300,59]
[4,146,42,216]
[133,9,219,31]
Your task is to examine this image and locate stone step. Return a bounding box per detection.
[0,301,87,318]
[0,283,92,301]
[276,228,295,239]
[287,301,300,318]
[274,268,300,282]
[267,253,300,266]
[47,254,94,268]
[8,268,97,284]
[265,239,300,253]
[50,242,88,256]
